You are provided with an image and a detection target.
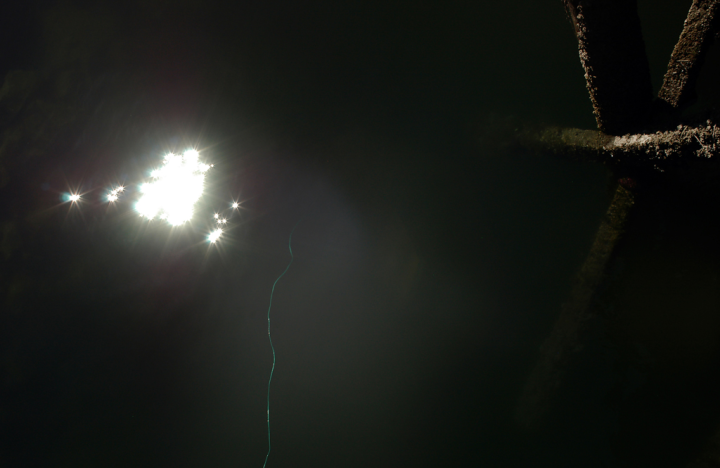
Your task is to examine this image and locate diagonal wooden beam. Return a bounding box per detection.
[564,0,654,135]
[658,0,720,113]
[514,2,720,430]
[515,184,634,428]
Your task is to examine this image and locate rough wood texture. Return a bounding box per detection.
[521,120,720,167]
[515,185,634,428]
[514,1,720,432]
[566,0,654,135]
[658,0,720,112]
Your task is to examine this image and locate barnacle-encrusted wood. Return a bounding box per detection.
[515,0,720,430]
[564,0,654,135]
[658,0,720,112]
[522,120,720,166]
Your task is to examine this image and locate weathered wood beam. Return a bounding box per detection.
[515,184,634,428]
[520,121,720,168]
[514,0,720,434]
[564,0,654,135]
[658,0,720,113]
[513,120,720,429]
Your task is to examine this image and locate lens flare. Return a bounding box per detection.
[107,185,124,202]
[135,149,209,226]
[208,228,223,243]
[63,148,242,245]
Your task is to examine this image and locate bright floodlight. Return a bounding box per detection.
[69,194,81,202]
[208,228,223,243]
[232,202,239,209]
[135,149,210,226]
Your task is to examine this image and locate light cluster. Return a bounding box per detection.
[206,200,241,243]
[135,149,210,226]
[107,185,125,202]
[64,148,241,245]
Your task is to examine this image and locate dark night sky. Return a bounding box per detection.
[5,1,720,467]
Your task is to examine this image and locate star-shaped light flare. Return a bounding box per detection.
[107,185,124,202]
[208,228,223,243]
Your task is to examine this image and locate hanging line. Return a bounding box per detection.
[263,220,301,468]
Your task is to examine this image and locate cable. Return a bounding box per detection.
[262,220,300,468]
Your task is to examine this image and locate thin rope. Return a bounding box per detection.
[262,221,300,468]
